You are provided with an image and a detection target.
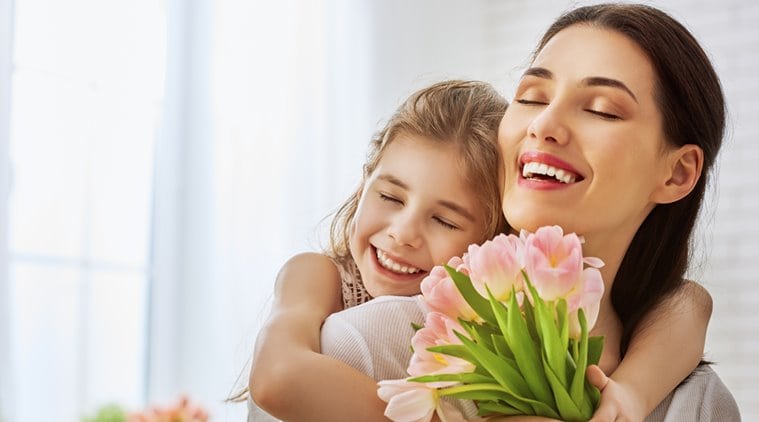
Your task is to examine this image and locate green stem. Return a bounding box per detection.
[439,383,508,396]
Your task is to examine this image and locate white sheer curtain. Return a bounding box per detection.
[5,0,163,420]
[149,1,491,418]
[1,0,14,419]
[147,0,374,418]
[1,1,490,419]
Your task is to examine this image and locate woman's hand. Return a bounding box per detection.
[587,365,646,422]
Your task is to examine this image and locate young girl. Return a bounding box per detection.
[248,78,714,421]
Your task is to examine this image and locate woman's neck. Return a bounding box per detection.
[583,228,638,374]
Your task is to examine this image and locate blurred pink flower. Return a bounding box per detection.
[127,395,208,422]
[464,233,524,301]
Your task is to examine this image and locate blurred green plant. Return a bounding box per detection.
[82,404,126,422]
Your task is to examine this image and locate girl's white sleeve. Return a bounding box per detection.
[320,295,424,380]
[320,295,479,419]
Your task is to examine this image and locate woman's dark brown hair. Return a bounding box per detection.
[535,3,725,357]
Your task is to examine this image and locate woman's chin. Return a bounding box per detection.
[504,207,573,233]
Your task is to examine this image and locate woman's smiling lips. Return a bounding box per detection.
[518,151,584,190]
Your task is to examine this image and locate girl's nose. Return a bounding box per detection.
[387,212,423,249]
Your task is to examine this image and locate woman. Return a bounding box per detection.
[317,3,738,421]
[494,3,737,419]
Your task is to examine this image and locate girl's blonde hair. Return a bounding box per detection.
[327,79,509,276]
[230,80,509,404]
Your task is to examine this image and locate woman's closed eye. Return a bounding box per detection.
[585,109,621,120]
[515,98,547,106]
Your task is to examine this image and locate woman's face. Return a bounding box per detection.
[499,24,673,252]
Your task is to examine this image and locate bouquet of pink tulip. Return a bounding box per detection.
[378,226,606,422]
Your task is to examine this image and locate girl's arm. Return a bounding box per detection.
[589,280,713,421]
[248,252,390,421]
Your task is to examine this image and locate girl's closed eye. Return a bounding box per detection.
[434,216,460,231]
[379,192,403,205]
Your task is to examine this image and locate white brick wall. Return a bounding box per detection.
[482,0,759,418]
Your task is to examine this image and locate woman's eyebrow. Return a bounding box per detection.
[523,66,553,79]
[522,67,638,103]
[583,76,638,103]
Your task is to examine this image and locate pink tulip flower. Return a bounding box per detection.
[567,266,605,337]
[378,379,438,422]
[408,312,474,379]
[378,379,468,422]
[523,226,586,302]
[421,261,479,322]
[464,233,525,302]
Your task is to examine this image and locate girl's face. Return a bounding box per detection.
[499,24,674,254]
[350,135,487,297]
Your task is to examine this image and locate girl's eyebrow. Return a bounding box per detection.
[437,199,476,223]
[522,66,638,103]
[377,173,407,189]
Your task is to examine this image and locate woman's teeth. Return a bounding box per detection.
[376,249,422,274]
[522,161,577,184]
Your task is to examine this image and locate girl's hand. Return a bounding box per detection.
[587,365,646,422]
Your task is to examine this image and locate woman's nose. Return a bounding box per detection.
[527,103,570,145]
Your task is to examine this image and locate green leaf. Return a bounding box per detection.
[491,333,515,360]
[468,321,496,350]
[426,344,477,364]
[444,390,509,402]
[543,352,585,421]
[526,280,568,389]
[587,336,605,366]
[477,401,523,416]
[445,265,497,325]
[521,288,540,341]
[569,308,594,418]
[556,299,570,352]
[439,383,514,402]
[501,290,555,406]
[455,332,532,399]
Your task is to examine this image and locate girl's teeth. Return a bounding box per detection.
[376,249,421,274]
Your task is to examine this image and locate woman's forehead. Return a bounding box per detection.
[532,24,656,99]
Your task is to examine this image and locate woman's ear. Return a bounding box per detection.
[651,144,704,204]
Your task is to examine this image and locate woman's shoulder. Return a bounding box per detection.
[646,365,740,421]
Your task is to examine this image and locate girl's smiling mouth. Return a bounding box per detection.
[373,246,424,276]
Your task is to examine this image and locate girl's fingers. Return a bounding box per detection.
[586,364,610,391]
